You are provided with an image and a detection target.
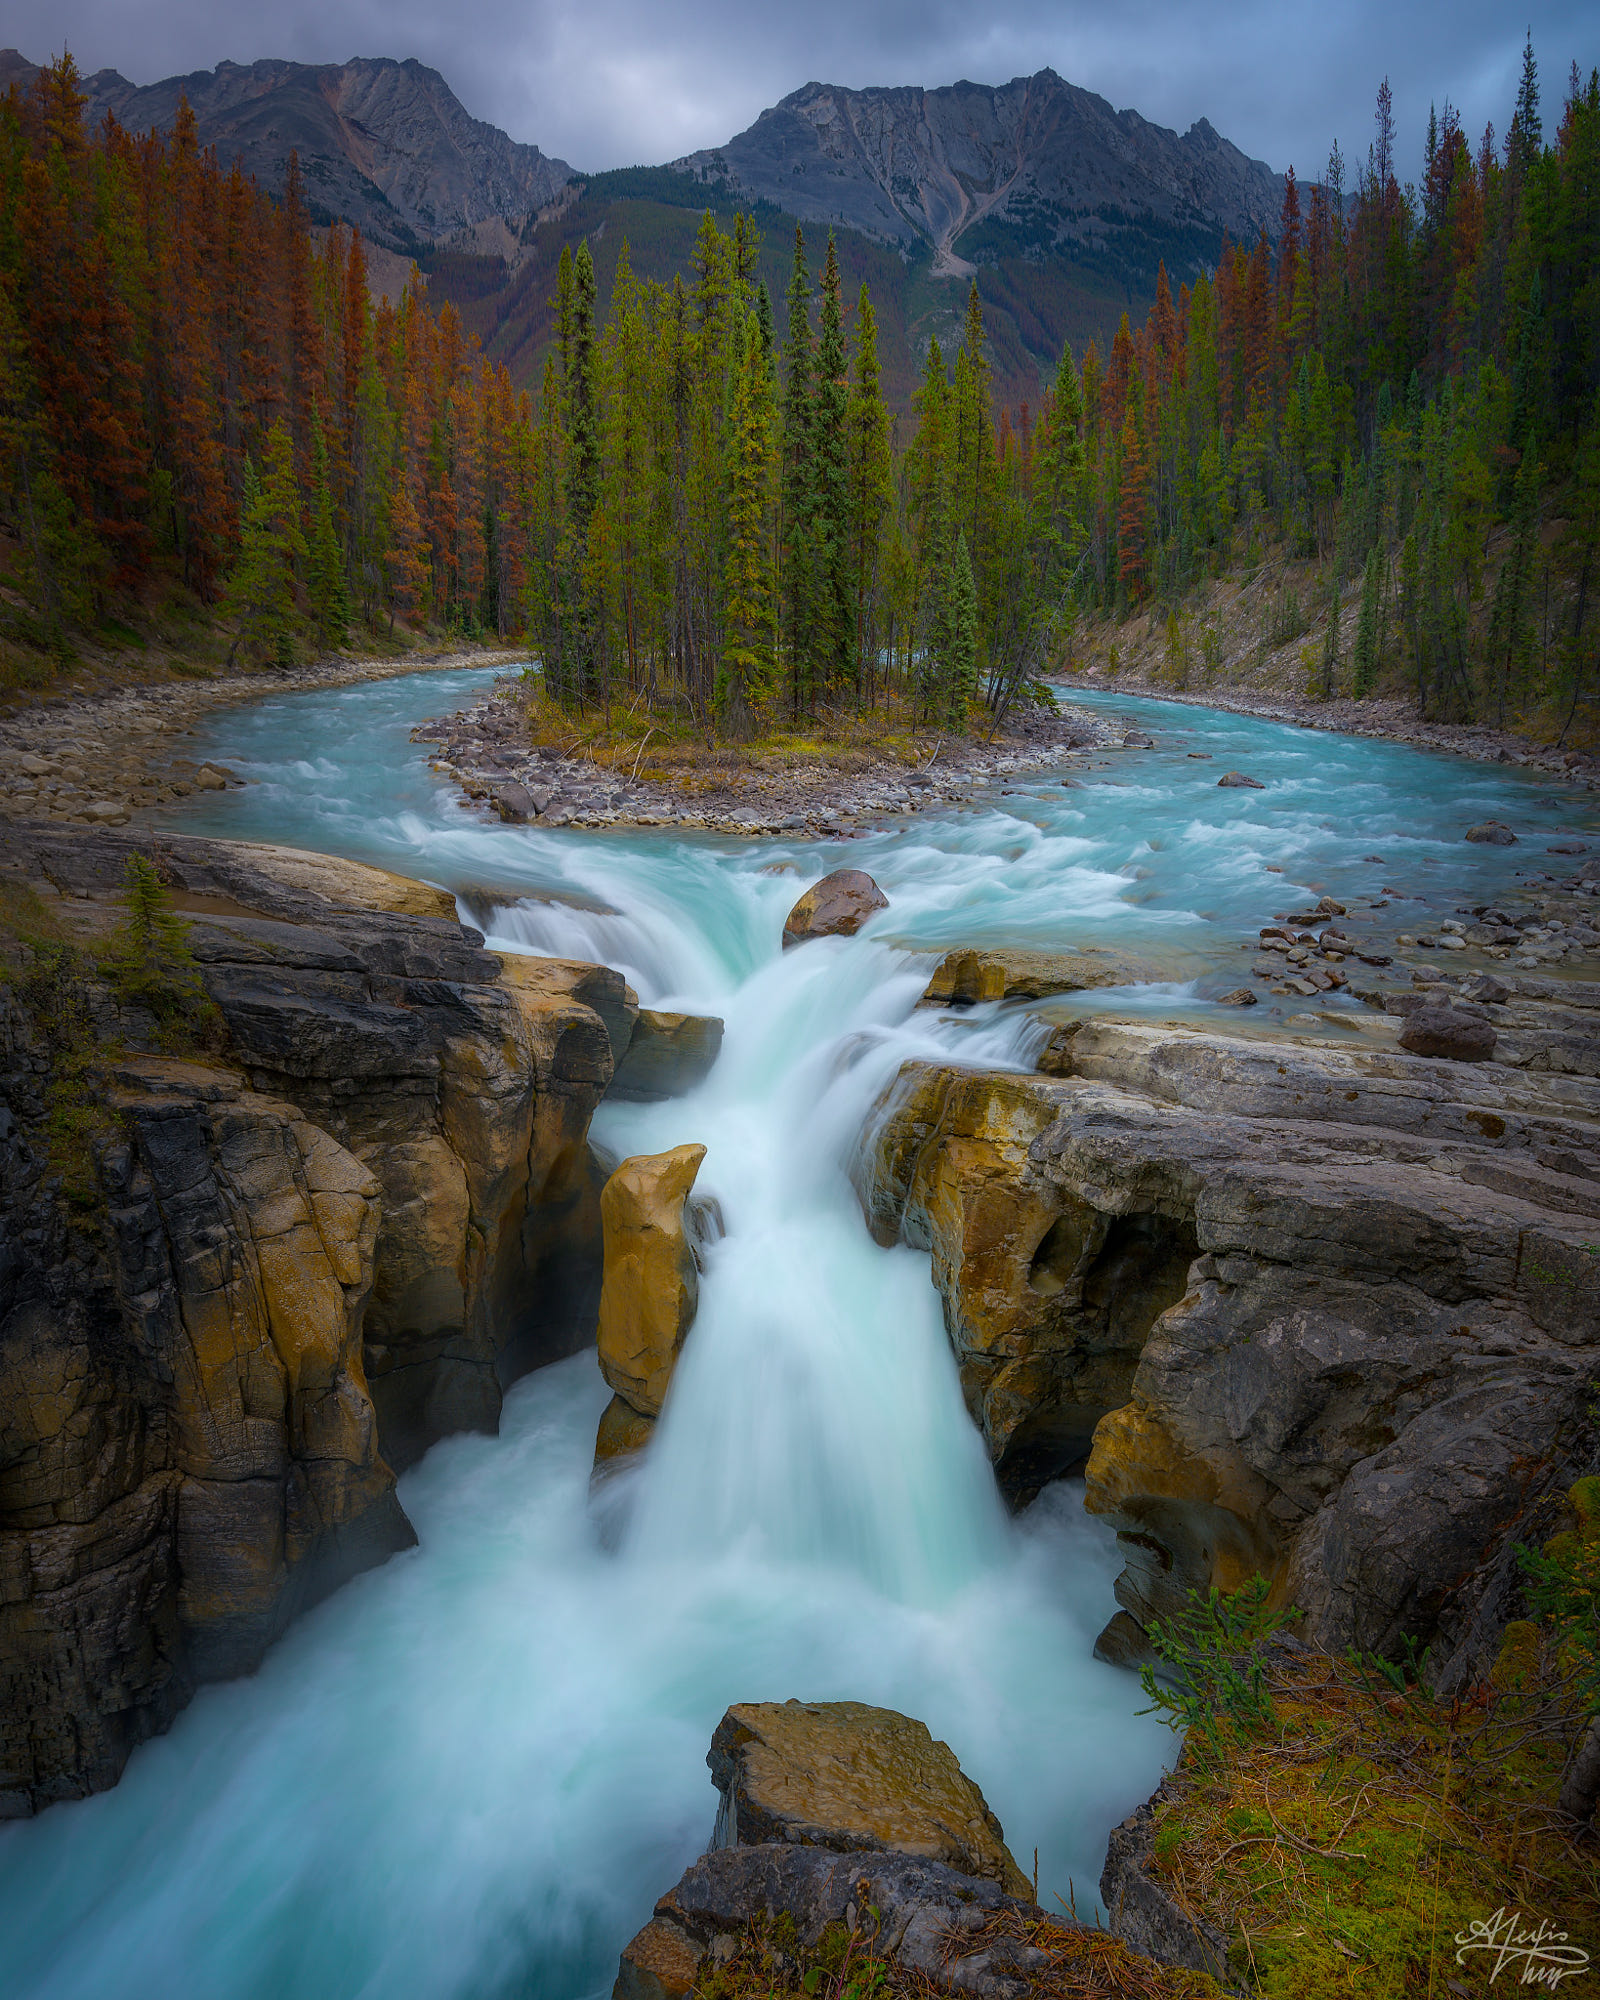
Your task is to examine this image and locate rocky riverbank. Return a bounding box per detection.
[0,648,522,830]
[412,680,1127,836]
[1065,668,1600,790]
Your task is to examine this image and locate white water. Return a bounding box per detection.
[3,668,1591,1999]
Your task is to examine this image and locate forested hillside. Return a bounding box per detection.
[1058,51,1599,736]
[0,47,1594,745]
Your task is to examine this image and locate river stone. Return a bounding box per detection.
[920,946,1157,1006]
[1398,1004,1498,1062]
[781,868,888,948]
[1217,771,1265,788]
[492,781,534,822]
[1216,987,1258,1006]
[596,1144,707,1418]
[1466,819,1518,844]
[607,1009,725,1102]
[707,1700,1032,1897]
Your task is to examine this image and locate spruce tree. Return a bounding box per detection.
[719,311,778,738]
[944,529,979,731]
[780,227,815,716]
[221,423,305,666]
[846,283,893,699]
[812,234,852,693]
[307,415,350,645]
[1351,543,1381,695]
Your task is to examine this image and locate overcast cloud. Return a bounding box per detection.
[7,0,1594,184]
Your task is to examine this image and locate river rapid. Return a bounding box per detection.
[1,669,1591,2000]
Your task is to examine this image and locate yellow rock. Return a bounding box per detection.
[709,1699,1032,1898]
[596,1144,707,1418]
[919,946,1159,1007]
[1083,1400,1283,1628]
[594,1393,656,1465]
[204,841,456,919]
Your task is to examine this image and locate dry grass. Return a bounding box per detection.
[518,682,936,789]
[691,1900,1219,2000]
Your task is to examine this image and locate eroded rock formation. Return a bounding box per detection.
[856,1005,1600,1663]
[0,824,656,1811]
[0,1036,413,1815]
[594,1143,707,1458]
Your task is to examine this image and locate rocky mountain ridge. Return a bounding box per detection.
[675,70,1285,278]
[0,51,573,252]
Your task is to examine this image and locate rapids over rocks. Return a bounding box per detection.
[1,666,1594,2000]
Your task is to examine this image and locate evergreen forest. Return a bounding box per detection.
[0,46,1596,738]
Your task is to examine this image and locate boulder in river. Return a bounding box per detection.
[607,1008,724,1102]
[1216,987,1258,1006]
[1466,820,1518,845]
[919,945,1158,1006]
[1398,1003,1498,1062]
[596,1143,707,1418]
[1217,770,1265,788]
[781,868,888,947]
[707,1699,1032,1897]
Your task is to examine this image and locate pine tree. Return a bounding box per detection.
[1351,543,1382,694]
[943,530,979,730]
[307,414,350,644]
[718,311,777,738]
[811,234,852,692]
[222,423,305,665]
[1117,404,1149,604]
[1487,452,1543,722]
[780,226,815,716]
[846,283,893,699]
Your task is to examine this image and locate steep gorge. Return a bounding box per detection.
[0,823,699,1813]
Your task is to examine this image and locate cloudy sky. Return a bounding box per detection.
[7,0,1594,181]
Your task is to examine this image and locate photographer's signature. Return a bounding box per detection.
[1457,1909,1591,1987]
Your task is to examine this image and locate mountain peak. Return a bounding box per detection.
[676,67,1283,276]
[0,50,574,252]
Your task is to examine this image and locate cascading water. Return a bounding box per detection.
[2,666,1592,2000]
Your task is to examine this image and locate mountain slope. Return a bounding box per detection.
[0,51,573,251]
[675,70,1284,281]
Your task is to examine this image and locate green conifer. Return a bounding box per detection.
[307,415,350,645]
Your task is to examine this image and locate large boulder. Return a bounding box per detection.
[781,869,887,948]
[1466,820,1518,845]
[919,946,1159,1007]
[707,1699,1032,1898]
[607,1009,724,1102]
[1217,771,1265,789]
[595,1144,707,1420]
[1398,1003,1498,1062]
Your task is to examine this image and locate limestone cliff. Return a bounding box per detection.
[856,1006,1600,1665]
[0,824,641,1812]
